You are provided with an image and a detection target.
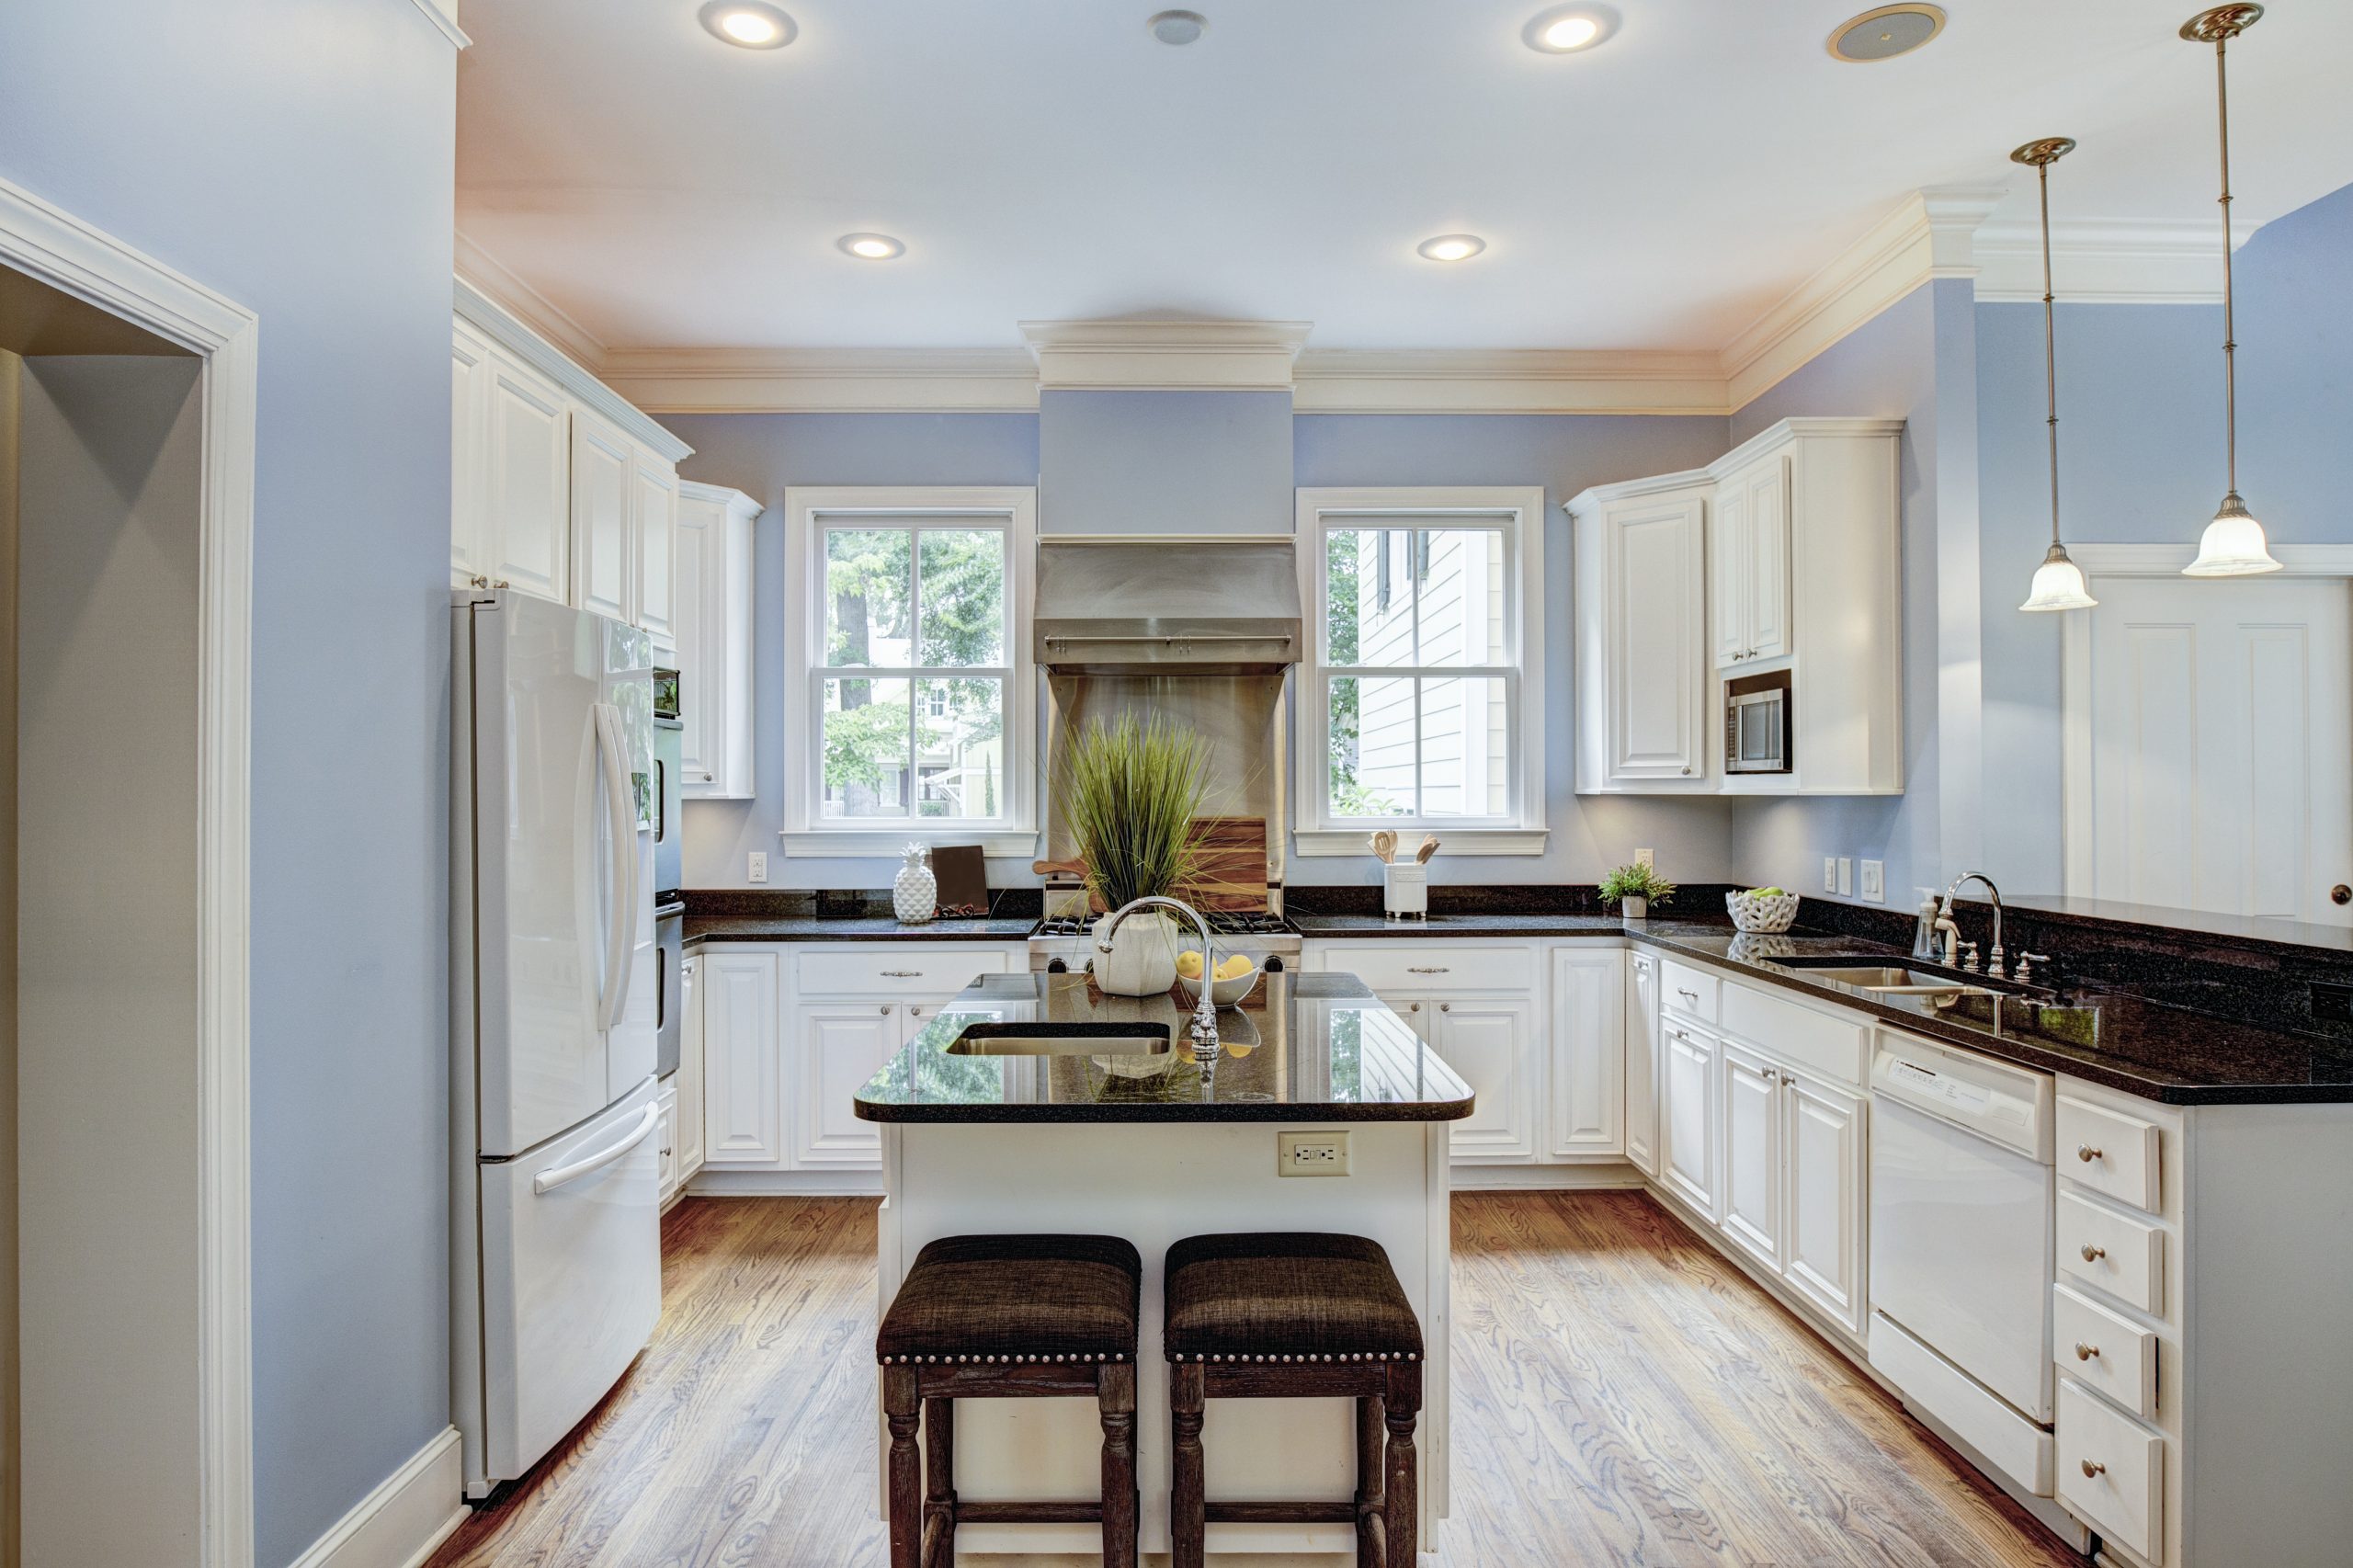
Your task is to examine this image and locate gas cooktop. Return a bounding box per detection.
[1029,911,1301,940]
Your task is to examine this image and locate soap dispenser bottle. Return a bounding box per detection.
[1911,892,1940,960]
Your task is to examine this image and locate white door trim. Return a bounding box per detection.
[2060,543,2353,896]
[0,174,256,1565]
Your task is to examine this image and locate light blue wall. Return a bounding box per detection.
[0,4,458,1563]
[1040,390,1294,534]
[666,413,1042,888]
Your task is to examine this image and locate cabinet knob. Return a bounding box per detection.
[2079,1243,2106,1263]
[1439,1003,1451,1013]
[2076,1144,2103,1163]
[879,1006,892,1017]
[2074,1342,2100,1361]
[2080,1459,2107,1479]
[1681,766,1693,776]
[909,1006,923,1018]
[1407,1003,1420,1013]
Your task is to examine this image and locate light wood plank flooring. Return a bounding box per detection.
[432,1192,2086,1568]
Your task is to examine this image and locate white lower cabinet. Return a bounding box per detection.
[1385,993,1539,1162]
[1720,1040,1783,1266]
[1549,949,1625,1159]
[654,1081,680,1202]
[794,1003,907,1167]
[1659,1017,1720,1217]
[700,949,782,1165]
[1780,1071,1863,1331]
[1624,950,1662,1176]
[675,951,705,1183]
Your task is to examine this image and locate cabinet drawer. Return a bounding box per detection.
[1319,944,1535,994]
[1660,960,1718,1021]
[2053,1283,2157,1419]
[2057,1096,2160,1213]
[2057,1192,2165,1317]
[1721,980,1866,1089]
[795,946,1013,996]
[2057,1379,2164,1563]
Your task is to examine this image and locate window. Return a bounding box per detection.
[781,487,1038,857]
[1294,488,1548,855]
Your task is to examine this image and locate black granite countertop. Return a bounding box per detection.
[685,914,1035,946]
[1293,912,1630,938]
[851,971,1474,1123]
[1625,923,2353,1107]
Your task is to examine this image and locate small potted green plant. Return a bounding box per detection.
[1598,864,1677,921]
[1056,712,1211,995]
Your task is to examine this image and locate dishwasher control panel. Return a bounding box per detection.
[1871,1033,2054,1163]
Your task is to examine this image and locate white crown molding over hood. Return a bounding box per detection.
[502,187,2247,421]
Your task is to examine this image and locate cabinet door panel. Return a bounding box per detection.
[633,456,677,642]
[1745,458,1790,662]
[1435,996,1537,1162]
[675,502,714,785]
[1608,495,1708,782]
[797,1005,901,1166]
[1549,949,1625,1159]
[451,325,493,589]
[676,953,705,1179]
[486,354,570,602]
[1711,478,1749,668]
[701,951,780,1165]
[1624,952,1661,1176]
[571,412,633,623]
[1720,1041,1782,1267]
[1660,1022,1717,1216]
[1783,1072,1863,1334]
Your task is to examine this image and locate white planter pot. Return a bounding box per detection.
[1090,911,1178,997]
[1621,895,1648,921]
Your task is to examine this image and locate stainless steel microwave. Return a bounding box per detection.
[1725,669,1792,774]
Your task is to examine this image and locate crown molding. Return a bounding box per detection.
[1020,318,1312,392]
[604,346,1040,414]
[455,276,690,461]
[1723,186,2002,412]
[1291,347,1728,415]
[1971,218,2241,305]
[407,0,471,50]
[453,230,606,369]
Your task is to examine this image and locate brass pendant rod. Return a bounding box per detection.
[2212,29,2238,498]
[2037,157,2062,549]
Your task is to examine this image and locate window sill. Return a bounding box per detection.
[779,828,1040,861]
[1293,828,1550,858]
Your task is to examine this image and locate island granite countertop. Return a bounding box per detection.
[852,970,1474,1123]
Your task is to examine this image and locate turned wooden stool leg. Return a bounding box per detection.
[1356,1393,1389,1567]
[1170,1360,1207,1568]
[920,1394,955,1568]
[1097,1361,1138,1568]
[1383,1360,1421,1564]
[883,1367,921,1568]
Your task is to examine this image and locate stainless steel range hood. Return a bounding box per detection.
[1033,535,1302,675]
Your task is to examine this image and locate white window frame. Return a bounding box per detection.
[1293,486,1549,856]
[781,485,1040,858]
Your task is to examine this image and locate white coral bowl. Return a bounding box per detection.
[1726,892,1801,933]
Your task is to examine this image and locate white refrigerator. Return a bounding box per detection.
[450,589,663,1498]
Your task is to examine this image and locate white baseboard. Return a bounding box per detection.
[688,1168,885,1198]
[1449,1162,1645,1191]
[287,1426,465,1568]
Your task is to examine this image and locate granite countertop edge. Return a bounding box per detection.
[852,1098,1475,1125]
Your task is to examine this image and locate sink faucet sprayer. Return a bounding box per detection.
[1098,895,1222,1062]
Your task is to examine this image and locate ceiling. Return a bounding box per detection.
[454,0,2353,354]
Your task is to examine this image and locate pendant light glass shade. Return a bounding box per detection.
[2185,491,2282,575]
[2021,541,2098,611]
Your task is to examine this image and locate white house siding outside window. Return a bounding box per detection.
[1294,488,1548,856]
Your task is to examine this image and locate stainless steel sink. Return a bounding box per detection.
[1772,960,1997,997]
[946,1021,1173,1056]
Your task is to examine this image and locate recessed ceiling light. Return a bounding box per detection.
[1417,233,1486,263]
[1523,5,1616,53]
[838,233,905,261]
[1149,10,1208,46]
[1826,4,1946,62]
[699,1,795,49]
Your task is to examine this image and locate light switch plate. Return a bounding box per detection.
[1824,857,1838,893]
[1278,1130,1351,1176]
[1859,860,1885,903]
[1836,858,1855,897]
[748,850,768,883]
[1636,847,1654,870]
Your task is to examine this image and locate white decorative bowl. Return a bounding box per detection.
[1177,958,1263,1009]
[1726,891,1801,933]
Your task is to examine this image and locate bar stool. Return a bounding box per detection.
[1163,1233,1423,1568]
[876,1233,1142,1568]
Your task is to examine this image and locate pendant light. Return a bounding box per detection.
[2180,4,2282,576]
[2012,136,2097,612]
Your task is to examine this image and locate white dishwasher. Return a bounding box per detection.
[1867,1030,2060,1505]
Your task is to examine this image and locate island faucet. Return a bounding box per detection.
[1098,894,1222,1061]
[1938,871,2005,978]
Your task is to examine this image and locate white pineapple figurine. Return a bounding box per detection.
[892,843,937,924]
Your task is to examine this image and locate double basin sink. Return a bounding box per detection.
[1769,954,2029,1005]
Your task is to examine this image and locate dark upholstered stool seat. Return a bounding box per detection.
[878,1233,1141,1366]
[1165,1232,1422,1364]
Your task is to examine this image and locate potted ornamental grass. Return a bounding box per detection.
[1598,863,1677,922]
[1057,712,1211,995]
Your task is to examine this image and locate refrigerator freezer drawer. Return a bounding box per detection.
[478,1078,662,1485]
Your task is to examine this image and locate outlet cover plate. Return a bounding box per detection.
[1836,858,1855,897]
[748,850,768,883]
[1860,860,1885,903]
[1278,1130,1351,1176]
[1824,857,1838,893]
[1636,847,1654,869]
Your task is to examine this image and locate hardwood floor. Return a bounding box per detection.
[432,1192,2086,1568]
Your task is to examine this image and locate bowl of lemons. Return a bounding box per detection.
[1176,949,1262,1007]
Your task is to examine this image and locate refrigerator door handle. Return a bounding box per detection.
[531,1101,661,1195]
[593,704,636,1032]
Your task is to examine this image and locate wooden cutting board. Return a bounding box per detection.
[1176,816,1268,912]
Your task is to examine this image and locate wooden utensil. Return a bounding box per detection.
[1415,835,1439,864]
[1371,829,1398,865]
[1176,816,1268,912]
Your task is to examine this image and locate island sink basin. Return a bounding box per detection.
[945,1021,1173,1056]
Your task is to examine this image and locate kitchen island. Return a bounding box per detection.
[854,970,1472,1562]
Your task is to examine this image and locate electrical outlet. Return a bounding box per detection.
[1277,1130,1351,1176]
[1635,847,1654,870]
[747,850,768,884]
[1859,860,1885,903]
[1836,858,1855,897]
[1824,857,1838,893]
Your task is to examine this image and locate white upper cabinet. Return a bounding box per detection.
[1571,479,1711,792]
[675,483,759,799]
[1713,451,1790,668]
[450,279,692,641]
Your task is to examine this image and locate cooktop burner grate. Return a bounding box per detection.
[1030,911,1299,939]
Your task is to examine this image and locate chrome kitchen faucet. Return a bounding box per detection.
[1098,895,1222,1061]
